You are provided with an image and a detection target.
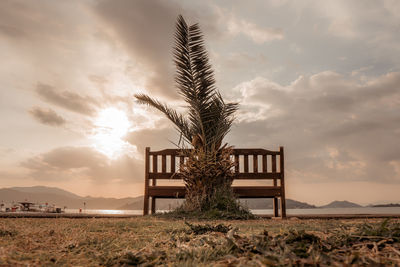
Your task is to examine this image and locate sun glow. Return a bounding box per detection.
[92,108,133,158]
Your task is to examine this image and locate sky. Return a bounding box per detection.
[1,0,399,205]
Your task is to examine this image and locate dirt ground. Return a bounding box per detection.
[1,217,400,266]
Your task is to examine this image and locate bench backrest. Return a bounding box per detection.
[145,147,284,186]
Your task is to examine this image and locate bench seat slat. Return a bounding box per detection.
[148,186,281,198]
[149,149,183,156]
[232,149,280,156]
[149,172,281,180]
[149,148,281,156]
[148,186,185,198]
[234,186,281,197]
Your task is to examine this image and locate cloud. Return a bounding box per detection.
[226,15,284,44]
[213,6,284,44]
[36,83,98,116]
[94,0,180,99]
[21,146,143,183]
[29,107,66,127]
[221,52,268,70]
[124,127,177,154]
[0,0,93,66]
[328,18,356,39]
[93,0,225,100]
[228,71,400,184]
[311,0,400,51]
[0,1,61,40]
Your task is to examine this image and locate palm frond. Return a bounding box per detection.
[173,16,206,144]
[188,23,218,146]
[174,15,195,99]
[134,93,192,143]
[175,18,222,151]
[189,23,216,104]
[135,15,238,152]
[202,95,238,150]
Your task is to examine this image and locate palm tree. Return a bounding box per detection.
[135,15,245,215]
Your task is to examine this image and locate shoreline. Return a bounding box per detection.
[1,211,400,219]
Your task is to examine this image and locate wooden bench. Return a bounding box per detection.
[143,147,286,218]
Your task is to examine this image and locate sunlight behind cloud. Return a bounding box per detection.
[92,108,135,158]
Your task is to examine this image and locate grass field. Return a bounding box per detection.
[1,217,400,266]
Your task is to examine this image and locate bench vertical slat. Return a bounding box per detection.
[234,155,239,173]
[153,155,158,173]
[171,155,176,173]
[262,155,267,173]
[272,154,278,217]
[143,147,150,215]
[162,155,166,173]
[244,155,249,173]
[280,146,286,218]
[253,155,258,173]
[151,197,156,214]
[272,155,277,184]
[151,155,157,214]
[179,156,184,171]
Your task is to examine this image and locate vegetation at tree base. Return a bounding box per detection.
[1,218,400,266]
[158,201,255,220]
[135,15,248,218]
[184,221,231,234]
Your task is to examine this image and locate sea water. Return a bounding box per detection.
[65,207,400,216]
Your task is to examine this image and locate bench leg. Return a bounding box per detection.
[280,196,286,218]
[273,197,279,217]
[143,195,149,215]
[151,197,156,214]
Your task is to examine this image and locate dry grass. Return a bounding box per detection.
[0,217,400,266]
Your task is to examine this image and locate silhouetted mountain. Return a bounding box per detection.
[372,203,400,207]
[0,187,140,209]
[241,198,316,209]
[9,186,81,199]
[1,186,316,210]
[319,200,362,208]
[0,188,80,207]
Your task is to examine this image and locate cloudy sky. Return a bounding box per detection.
[1,0,399,205]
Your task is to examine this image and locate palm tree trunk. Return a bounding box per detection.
[180,148,239,212]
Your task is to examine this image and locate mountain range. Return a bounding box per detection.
[0,186,367,210]
[319,200,362,208]
[0,186,140,210]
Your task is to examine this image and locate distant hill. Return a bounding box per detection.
[285,199,317,209]
[319,200,362,208]
[240,198,316,209]
[0,186,318,210]
[372,203,400,207]
[0,187,140,209]
[10,186,81,199]
[0,188,81,207]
